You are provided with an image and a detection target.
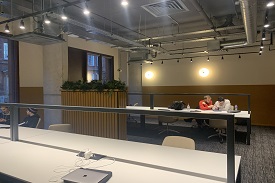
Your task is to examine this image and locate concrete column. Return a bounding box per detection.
[43,40,68,129]
[128,62,142,106]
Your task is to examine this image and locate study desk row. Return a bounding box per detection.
[126,106,251,145]
[0,127,241,183]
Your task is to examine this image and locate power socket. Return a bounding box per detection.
[84,150,93,160]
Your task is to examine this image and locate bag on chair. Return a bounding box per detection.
[169,101,185,110]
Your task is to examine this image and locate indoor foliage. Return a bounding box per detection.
[61,80,126,92]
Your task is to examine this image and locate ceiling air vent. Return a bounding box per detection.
[142,0,189,17]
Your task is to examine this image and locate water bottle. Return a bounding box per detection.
[235,105,238,110]
[187,103,190,111]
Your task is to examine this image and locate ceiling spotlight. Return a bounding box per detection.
[239,54,241,59]
[161,60,163,64]
[267,1,275,7]
[61,8,67,20]
[259,52,262,56]
[264,18,270,28]
[4,23,10,33]
[207,56,209,61]
[19,19,25,29]
[260,41,264,49]
[150,62,153,65]
[190,58,193,62]
[140,63,142,66]
[44,14,51,24]
[259,48,263,54]
[121,0,128,6]
[221,56,224,60]
[177,59,179,63]
[83,2,90,15]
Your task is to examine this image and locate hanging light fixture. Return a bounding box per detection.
[44,14,51,24]
[221,56,224,60]
[83,2,90,15]
[190,58,193,62]
[207,56,209,61]
[262,30,266,40]
[4,23,10,33]
[260,41,264,49]
[161,60,163,64]
[259,48,263,54]
[264,17,270,28]
[19,19,25,29]
[239,55,241,59]
[177,59,179,63]
[61,8,67,20]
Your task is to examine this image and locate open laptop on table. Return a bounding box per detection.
[62,168,112,183]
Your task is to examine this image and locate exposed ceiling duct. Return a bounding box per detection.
[239,0,257,44]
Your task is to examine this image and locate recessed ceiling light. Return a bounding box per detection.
[121,0,128,6]
[267,1,275,7]
[83,9,90,15]
[44,15,51,24]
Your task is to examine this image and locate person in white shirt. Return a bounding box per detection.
[213,96,231,111]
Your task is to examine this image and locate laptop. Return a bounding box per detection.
[61,168,112,183]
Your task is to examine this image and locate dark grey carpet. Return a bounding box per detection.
[127,118,275,183]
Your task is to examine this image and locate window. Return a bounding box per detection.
[3,43,8,60]
[87,53,114,82]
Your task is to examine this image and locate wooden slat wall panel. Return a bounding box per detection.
[142,85,275,127]
[61,91,127,139]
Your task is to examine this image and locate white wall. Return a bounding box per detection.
[68,37,120,80]
[19,42,43,87]
[142,48,275,86]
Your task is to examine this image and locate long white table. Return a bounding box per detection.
[0,127,241,183]
[126,106,251,145]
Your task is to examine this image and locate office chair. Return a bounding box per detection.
[35,118,42,128]
[158,116,179,134]
[48,124,73,133]
[162,136,195,150]
[208,119,227,143]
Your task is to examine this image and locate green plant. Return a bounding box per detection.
[61,80,126,92]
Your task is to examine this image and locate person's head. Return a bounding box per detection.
[217,96,225,105]
[27,108,38,116]
[203,95,212,103]
[1,106,9,114]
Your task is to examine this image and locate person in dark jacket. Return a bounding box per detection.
[0,106,10,125]
[20,108,40,128]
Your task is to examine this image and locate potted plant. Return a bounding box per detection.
[60,80,127,140]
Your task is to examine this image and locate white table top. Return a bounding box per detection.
[126,106,250,118]
[0,127,241,182]
[0,140,230,183]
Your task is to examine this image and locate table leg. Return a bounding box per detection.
[227,116,235,183]
[246,118,251,145]
[140,115,145,129]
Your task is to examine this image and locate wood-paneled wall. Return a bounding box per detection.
[142,85,275,126]
[61,91,127,139]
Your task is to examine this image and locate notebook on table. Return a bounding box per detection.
[61,168,112,183]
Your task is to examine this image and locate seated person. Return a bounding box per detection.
[0,106,10,125]
[213,96,231,111]
[20,108,40,128]
[199,95,214,110]
[195,95,213,128]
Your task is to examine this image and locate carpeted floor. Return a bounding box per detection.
[127,117,275,183]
